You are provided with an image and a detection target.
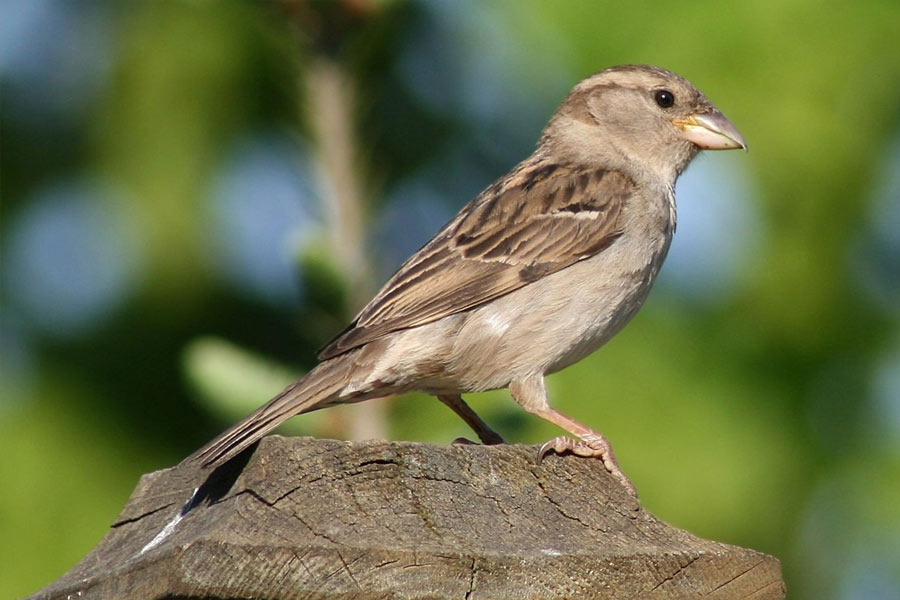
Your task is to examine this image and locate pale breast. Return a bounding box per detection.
[445,191,675,389]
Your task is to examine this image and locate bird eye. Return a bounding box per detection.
[654,90,675,108]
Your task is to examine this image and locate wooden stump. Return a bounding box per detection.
[27,437,785,599]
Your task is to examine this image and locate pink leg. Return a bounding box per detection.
[509,376,636,496]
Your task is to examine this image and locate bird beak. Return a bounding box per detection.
[673,109,747,151]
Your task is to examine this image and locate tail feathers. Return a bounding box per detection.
[186,355,352,469]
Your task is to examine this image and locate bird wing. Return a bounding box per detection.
[318,161,634,359]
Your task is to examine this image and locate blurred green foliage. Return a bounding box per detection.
[2,1,900,599]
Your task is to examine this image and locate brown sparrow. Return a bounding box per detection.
[187,65,746,495]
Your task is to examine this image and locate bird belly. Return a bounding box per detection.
[447,228,671,389]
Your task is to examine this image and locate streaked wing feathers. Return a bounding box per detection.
[318,162,634,359]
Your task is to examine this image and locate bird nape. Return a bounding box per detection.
[186,65,746,497]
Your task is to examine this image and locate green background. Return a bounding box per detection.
[2,1,899,598]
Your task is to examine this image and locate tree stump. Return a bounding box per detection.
[27,437,785,599]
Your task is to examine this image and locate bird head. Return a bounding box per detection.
[541,65,746,184]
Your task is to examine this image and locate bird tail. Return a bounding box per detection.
[185,353,354,469]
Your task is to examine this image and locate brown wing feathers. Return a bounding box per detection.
[318,162,632,359]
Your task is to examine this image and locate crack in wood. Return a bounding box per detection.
[532,473,593,530]
[464,557,478,600]
[290,548,314,578]
[704,558,766,596]
[741,579,787,599]
[633,554,702,598]
[336,549,362,590]
[111,501,176,527]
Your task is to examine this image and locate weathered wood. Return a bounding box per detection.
[28,437,785,600]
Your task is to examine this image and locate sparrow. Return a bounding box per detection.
[187,65,746,494]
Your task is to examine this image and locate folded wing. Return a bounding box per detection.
[319,162,634,359]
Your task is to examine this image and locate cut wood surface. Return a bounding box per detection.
[28,436,785,600]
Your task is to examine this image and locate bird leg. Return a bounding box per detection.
[437,394,505,445]
[509,376,636,496]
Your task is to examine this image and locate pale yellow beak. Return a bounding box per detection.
[674,109,747,151]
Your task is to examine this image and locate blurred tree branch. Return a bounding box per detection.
[287,0,390,440]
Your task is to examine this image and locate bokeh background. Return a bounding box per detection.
[2,1,900,598]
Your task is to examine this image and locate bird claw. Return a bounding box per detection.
[452,432,505,446]
[538,436,597,461]
[452,437,478,445]
[537,435,637,497]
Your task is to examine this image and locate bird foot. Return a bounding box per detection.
[538,435,637,497]
[452,437,478,445]
[452,432,505,446]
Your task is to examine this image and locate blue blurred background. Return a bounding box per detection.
[2,1,899,598]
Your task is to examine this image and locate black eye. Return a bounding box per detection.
[654,89,675,108]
